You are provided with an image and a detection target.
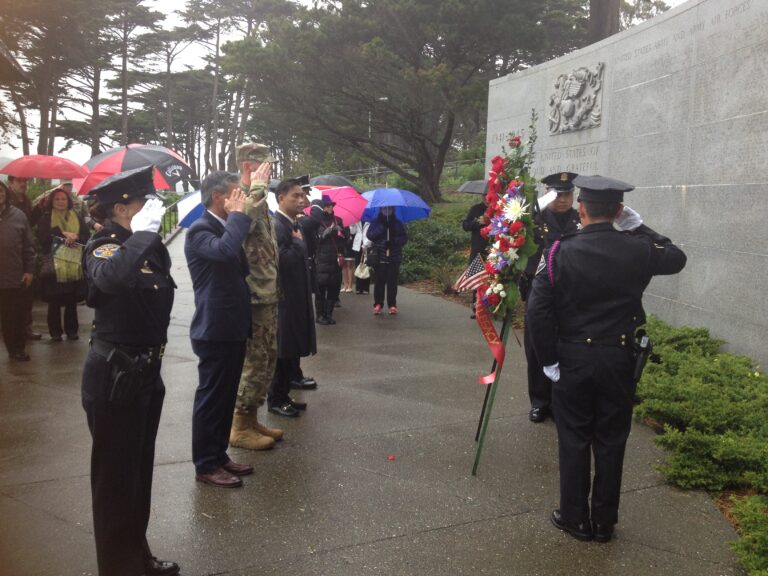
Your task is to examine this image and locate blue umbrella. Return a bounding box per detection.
[361,188,431,223]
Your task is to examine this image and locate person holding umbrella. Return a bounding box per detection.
[366,206,407,315]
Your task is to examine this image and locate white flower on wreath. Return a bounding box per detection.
[502,197,528,222]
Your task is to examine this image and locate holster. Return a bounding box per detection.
[632,329,652,384]
[91,339,147,404]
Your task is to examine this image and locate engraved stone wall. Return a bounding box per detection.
[486,0,768,366]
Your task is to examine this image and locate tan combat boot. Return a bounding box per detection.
[230,413,275,451]
[253,413,284,441]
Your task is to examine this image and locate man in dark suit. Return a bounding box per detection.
[520,172,581,423]
[527,175,686,543]
[185,171,255,488]
[268,179,316,417]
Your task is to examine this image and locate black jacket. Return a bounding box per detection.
[527,222,687,366]
[462,202,489,259]
[85,222,175,347]
[367,214,407,264]
[273,211,316,359]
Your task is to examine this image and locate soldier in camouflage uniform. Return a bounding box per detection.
[229,143,283,450]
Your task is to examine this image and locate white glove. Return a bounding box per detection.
[543,362,560,383]
[537,190,557,211]
[130,197,166,234]
[614,205,643,231]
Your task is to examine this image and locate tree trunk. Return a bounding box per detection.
[11,89,30,155]
[90,66,102,156]
[218,89,234,170]
[47,85,59,155]
[208,19,221,171]
[165,58,174,149]
[589,0,620,43]
[36,79,51,155]
[120,16,129,145]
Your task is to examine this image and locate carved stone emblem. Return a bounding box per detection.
[548,62,604,134]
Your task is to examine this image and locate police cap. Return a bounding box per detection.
[574,174,634,203]
[88,165,157,204]
[236,142,276,164]
[541,171,577,192]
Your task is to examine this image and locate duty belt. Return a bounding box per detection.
[559,333,631,347]
[90,337,166,364]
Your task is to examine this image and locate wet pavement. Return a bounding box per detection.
[0,230,743,576]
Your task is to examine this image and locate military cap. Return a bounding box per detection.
[293,175,310,189]
[236,142,276,164]
[574,174,634,203]
[88,165,157,204]
[541,171,577,192]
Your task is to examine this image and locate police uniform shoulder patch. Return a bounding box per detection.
[92,243,121,260]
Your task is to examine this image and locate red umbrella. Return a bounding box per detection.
[74,168,172,196]
[0,155,87,179]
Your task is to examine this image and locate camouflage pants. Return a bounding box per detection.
[235,303,278,414]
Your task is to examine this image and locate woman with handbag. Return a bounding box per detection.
[37,187,90,341]
[351,221,371,294]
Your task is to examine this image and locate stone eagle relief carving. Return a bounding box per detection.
[548,62,604,134]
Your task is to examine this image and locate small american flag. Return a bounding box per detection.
[454,253,489,292]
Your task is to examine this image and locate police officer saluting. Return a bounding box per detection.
[81,166,179,576]
[519,171,580,423]
[527,175,686,543]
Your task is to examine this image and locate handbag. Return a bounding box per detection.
[39,254,56,281]
[354,259,371,279]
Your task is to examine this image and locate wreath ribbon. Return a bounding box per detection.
[475,285,505,385]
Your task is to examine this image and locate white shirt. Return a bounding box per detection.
[207,209,227,227]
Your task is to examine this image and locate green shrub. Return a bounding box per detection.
[635,316,768,493]
[730,495,768,575]
[399,192,476,283]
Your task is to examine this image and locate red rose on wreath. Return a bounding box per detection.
[484,261,496,275]
[509,135,522,149]
[511,235,526,248]
[480,225,491,240]
[508,220,523,235]
[491,155,505,174]
[498,237,511,253]
[487,293,501,306]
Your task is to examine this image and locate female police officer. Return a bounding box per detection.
[82,166,179,576]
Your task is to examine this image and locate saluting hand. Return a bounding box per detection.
[250,161,272,184]
[224,188,246,214]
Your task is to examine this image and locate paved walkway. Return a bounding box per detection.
[0,230,743,576]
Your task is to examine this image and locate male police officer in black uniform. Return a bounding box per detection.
[519,172,580,422]
[527,175,686,543]
[82,166,179,576]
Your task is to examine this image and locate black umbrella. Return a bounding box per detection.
[458,180,489,195]
[85,144,195,187]
[309,174,358,190]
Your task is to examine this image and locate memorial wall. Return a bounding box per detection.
[486,0,768,366]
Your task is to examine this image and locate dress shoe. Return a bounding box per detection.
[66,333,79,340]
[144,556,180,576]
[550,509,593,541]
[26,331,42,340]
[222,459,255,476]
[195,467,243,488]
[529,407,549,423]
[316,315,330,325]
[592,521,615,543]
[268,403,300,417]
[289,397,307,411]
[290,377,318,391]
[9,352,31,361]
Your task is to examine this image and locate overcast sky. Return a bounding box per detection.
[0,0,695,164]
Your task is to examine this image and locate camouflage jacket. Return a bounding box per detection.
[243,179,280,305]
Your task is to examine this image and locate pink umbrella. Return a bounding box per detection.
[0,155,87,179]
[305,186,367,226]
